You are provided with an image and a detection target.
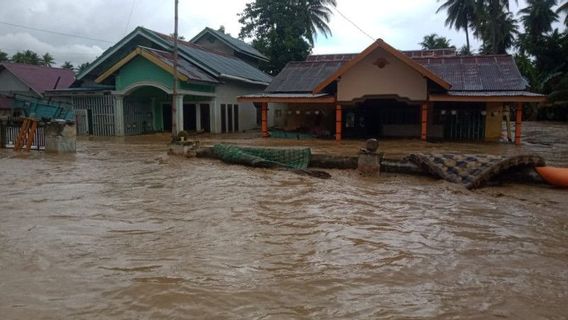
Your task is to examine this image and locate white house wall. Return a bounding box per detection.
[213,79,267,133]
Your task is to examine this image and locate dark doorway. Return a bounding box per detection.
[183,104,196,131]
[162,103,172,132]
[221,104,227,133]
[435,103,486,141]
[228,105,233,132]
[87,109,94,135]
[200,104,211,132]
[343,99,420,139]
[234,104,239,132]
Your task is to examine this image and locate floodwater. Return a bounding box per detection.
[1,122,567,319]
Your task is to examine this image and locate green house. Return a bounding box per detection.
[47,27,272,136]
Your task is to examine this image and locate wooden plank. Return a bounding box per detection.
[25,120,38,152]
[515,103,523,145]
[335,104,342,141]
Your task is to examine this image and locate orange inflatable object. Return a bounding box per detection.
[536,167,568,188]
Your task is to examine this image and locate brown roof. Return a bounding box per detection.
[266,48,530,94]
[0,63,75,96]
[413,55,529,91]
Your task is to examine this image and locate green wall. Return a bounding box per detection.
[116,56,215,93]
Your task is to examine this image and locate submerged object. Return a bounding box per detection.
[535,167,568,188]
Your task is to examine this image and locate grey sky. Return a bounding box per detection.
[0,0,564,68]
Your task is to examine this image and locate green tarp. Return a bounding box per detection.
[212,144,311,169]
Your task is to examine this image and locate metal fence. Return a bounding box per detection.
[1,122,46,150]
[72,95,115,136]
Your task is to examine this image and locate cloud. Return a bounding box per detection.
[0,0,563,68]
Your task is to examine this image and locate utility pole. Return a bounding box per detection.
[171,0,179,138]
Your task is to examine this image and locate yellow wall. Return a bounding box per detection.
[337,47,428,103]
[485,102,503,141]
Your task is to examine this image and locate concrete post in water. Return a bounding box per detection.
[358,138,380,176]
[45,120,76,153]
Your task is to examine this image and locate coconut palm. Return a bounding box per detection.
[61,61,74,70]
[11,50,41,65]
[557,1,568,25]
[474,0,519,54]
[420,34,454,49]
[437,0,476,53]
[299,0,337,45]
[520,0,558,41]
[0,50,8,62]
[41,53,55,67]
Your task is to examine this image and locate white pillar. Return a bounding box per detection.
[211,98,220,133]
[196,104,202,131]
[175,94,184,133]
[114,95,125,136]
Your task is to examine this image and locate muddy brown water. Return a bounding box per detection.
[1,121,567,319]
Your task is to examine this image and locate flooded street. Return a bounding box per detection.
[1,122,568,319]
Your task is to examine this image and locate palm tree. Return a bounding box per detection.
[61,61,74,70]
[557,1,568,25]
[11,50,41,65]
[76,62,90,75]
[474,0,519,54]
[41,53,55,67]
[437,0,476,53]
[520,0,558,41]
[298,0,337,45]
[420,34,454,49]
[0,50,8,62]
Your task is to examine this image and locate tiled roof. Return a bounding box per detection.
[268,51,530,93]
[1,63,75,95]
[414,55,529,91]
[446,91,543,97]
[265,60,348,93]
[191,27,268,61]
[143,47,219,83]
[149,29,272,84]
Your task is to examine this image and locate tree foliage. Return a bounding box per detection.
[76,62,90,75]
[239,0,336,75]
[0,50,8,62]
[61,61,74,70]
[437,0,477,52]
[11,50,42,65]
[41,53,55,67]
[420,34,454,49]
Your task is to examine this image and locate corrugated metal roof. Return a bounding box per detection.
[149,30,272,84]
[191,27,268,61]
[265,60,348,93]
[269,52,530,93]
[447,90,544,97]
[143,47,219,83]
[414,55,529,91]
[1,63,75,95]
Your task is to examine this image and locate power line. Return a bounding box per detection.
[124,0,138,36]
[333,7,375,41]
[0,21,114,43]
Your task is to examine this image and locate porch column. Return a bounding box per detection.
[114,95,125,136]
[515,102,523,145]
[196,104,202,131]
[421,102,429,141]
[174,94,184,133]
[261,102,268,138]
[335,104,342,141]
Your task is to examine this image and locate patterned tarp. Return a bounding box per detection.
[406,153,546,189]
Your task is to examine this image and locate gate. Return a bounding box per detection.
[1,121,46,150]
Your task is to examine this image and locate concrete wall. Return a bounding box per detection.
[192,35,235,57]
[213,80,266,133]
[116,56,175,92]
[485,102,504,141]
[0,70,38,97]
[338,47,428,102]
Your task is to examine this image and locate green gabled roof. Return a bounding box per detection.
[77,26,271,86]
[190,27,269,62]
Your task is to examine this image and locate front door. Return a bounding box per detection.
[183,104,196,131]
[162,104,172,132]
[200,104,211,132]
